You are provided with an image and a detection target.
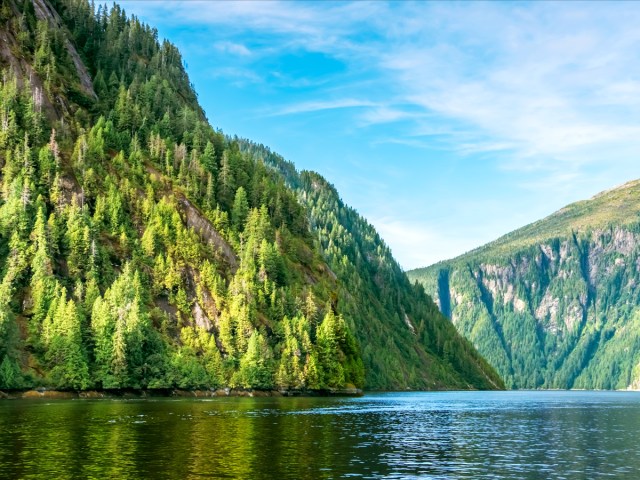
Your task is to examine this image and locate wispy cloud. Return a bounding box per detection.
[214,41,251,57]
[357,106,428,127]
[376,2,640,173]
[266,99,377,117]
[126,0,386,49]
[209,67,262,86]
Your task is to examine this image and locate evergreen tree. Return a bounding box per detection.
[43,289,91,390]
[29,206,56,343]
[237,330,273,389]
[231,186,249,231]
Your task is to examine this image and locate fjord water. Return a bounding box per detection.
[1,391,639,479]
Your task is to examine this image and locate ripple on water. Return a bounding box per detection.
[2,391,640,479]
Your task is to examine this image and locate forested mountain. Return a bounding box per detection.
[409,180,640,389]
[239,143,502,389]
[0,0,502,391]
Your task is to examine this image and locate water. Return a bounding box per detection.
[1,391,639,479]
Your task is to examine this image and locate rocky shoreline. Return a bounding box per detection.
[0,387,363,400]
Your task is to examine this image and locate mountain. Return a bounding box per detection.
[0,0,502,391]
[409,180,640,389]
[240,142,502,390]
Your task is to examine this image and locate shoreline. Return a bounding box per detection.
[2,388,637,401]
[0,387,363,400]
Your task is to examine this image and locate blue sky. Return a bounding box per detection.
[123,1,640,270]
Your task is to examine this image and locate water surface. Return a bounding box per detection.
[1,391,639,479]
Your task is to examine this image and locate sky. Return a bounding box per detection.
[122,1,640,270]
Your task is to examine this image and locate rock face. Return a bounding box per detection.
[409,181,640,390]
[32,0,97,99]
[178,196,238,271]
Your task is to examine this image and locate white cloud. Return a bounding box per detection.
[370,218,445,269]
[215,41,251,57]
[376,2,640,173]
[209,67,262,86]
[266,99,377,117]
[357,106,428,127]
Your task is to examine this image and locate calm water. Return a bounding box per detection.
[1,391,640,479]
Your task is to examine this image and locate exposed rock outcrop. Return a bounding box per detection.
[32,0,97,99]
[177,196,239,272]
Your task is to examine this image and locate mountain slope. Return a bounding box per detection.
[240,142,503,389]
[409,180,640,389]
[0,0,502,391]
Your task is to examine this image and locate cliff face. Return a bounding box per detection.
[409,181,640,389]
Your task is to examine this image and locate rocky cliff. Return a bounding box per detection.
[409,180,640,389]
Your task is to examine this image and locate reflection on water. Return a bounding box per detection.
[1,391,640,479]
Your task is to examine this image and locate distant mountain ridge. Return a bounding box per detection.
[409,179,640,389]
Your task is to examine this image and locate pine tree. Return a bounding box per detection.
[91,265,157,388]
[231,186,249,231]
[276,317,304,389]
[44,290,90,390]
[29,206,56,344]
[237,330,274,389]
[316,309,346,388]
[218,150,235,208]
[201,141,216,174]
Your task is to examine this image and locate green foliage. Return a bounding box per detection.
[236,330,274,389]
[0,356,23,389]
[42,288,90,390]
[240,143,503,390]
[0,0,501,394]
[409,181,640,389]
[232,186,249,231]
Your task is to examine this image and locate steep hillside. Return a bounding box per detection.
[240,142,503,390]
[0,0,362,391]
[0,0,502,391]
[409,180,640,389]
